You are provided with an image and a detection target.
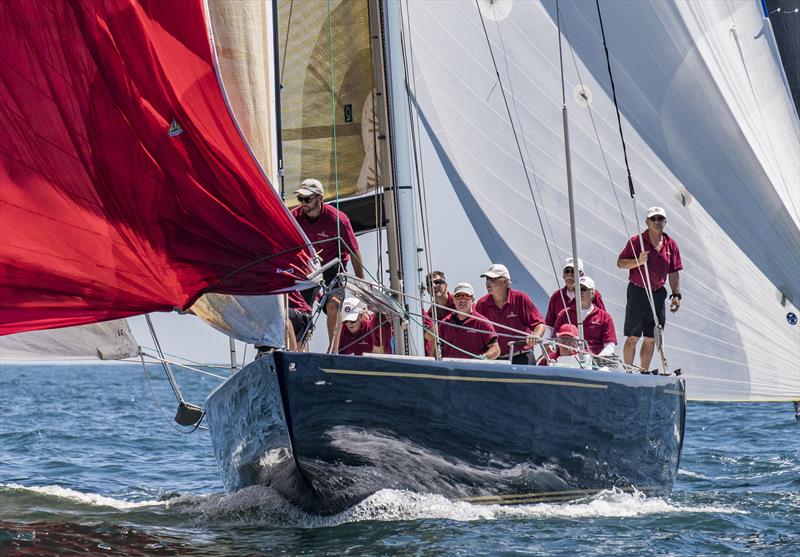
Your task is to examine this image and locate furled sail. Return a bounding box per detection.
[0,320,138,361]
[395,0,799,401]
[0,0,316,337]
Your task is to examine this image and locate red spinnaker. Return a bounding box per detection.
[0,0,314,335]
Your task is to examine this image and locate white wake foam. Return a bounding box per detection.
[169,486,744,528]
[2,483,162,510]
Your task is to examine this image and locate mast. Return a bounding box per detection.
[378,0,423,355]
[556,1,585,351]
[367,0,408,355]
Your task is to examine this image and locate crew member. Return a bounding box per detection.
[337,298,385,356]
[291,178,365,346]
[544,257,606,338]
[287,290,312,351]
[537,323,581,366]
[616,206,683,370]
[474,263,545,364]
[425,282,500,360]
[553,276,616,356]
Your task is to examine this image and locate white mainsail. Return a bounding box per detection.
[384,0,799,401]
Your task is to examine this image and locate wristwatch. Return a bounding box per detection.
[670,292,682,300]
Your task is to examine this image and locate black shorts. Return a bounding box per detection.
[288,308,311,341]
[623,283,667,338]
[300,265,345,314]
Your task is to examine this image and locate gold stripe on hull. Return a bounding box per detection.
[321,368,608,389]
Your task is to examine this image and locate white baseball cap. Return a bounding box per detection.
[453,282,475,297]
[341,297,364,322]
[579,275,595,291]
[297,178,324,198]
[563,257,584,272]
[646,206,667,219]
[480,263,510,279]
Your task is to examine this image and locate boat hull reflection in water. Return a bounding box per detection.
[205,352,686,514]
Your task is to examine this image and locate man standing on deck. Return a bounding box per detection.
[617,206,683,370]
[475,264,546,364]
[425,283,500,360]
[544,257,606,338]
[291,178,365,346]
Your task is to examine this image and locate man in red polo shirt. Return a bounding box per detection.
[475,263,545,364]
[423,270,456,357]
[425,282,500,360]
[617,206,683,370]
[553,276,617,357]
[544,257,606,338]
[337,298,385,356]
[291,178,365,347]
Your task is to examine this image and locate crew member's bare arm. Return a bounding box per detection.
[668,271,681,312]
[483,342,500,360]
[617,252,648,269]
[351,249,365,279]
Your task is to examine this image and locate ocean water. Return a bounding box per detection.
[1,363,798,556]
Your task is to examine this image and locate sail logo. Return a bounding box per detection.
[317,231,330,239]
[506,312,518,319]
[167,119,184,137]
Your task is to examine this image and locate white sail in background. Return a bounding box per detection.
[390,0,799,401]
[0,320,138,361]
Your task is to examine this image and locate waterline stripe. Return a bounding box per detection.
[459,485,658,504]
[321,368,608,389]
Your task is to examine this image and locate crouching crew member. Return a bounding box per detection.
[475,264,545,364]
[425,282,500,360]
[544,257,606,338]
[538,323,581,366]
[553,276,616,357]
[287,290,312,351]
[616,206,683,370]
[337,298,385,356]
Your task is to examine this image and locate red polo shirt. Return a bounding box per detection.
[553,305,617,354]
[423,293,456,328]
[545,286,606,328]
[618,230,683,290]
[291,203,359,268]
[338,314,381,356]
[475,288,544,357]
[438,311,498,359]
[288,290,312,313]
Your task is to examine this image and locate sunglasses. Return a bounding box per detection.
[580,286,591,293]
[649,216,666,222]
[297,195,318,203]
[430,279,445,286]
[563,267,575,274]
[453,293,472,299]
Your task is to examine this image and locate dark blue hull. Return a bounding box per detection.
[205,352,686,514]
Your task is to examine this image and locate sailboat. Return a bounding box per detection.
[1,0,797,515]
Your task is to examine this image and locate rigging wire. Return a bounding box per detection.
[594,0,666,371]
[474,1,565,315]
[279,0,294,87]
[326,0,344,272]
[139,353,208,433]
